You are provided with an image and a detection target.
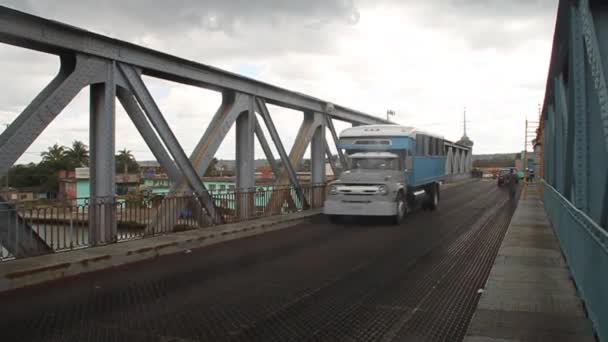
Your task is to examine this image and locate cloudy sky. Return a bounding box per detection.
[0,0,558,164]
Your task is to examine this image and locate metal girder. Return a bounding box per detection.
[286,112,326,176]
[548,105,557,187]
[325,143,337,177]
[310,123,326,208]
[236,97,255,190]
[0,6,388,126]
[453,150,460,174]
[445,147,454,175]
[235,98,255,219]
[89,75,117,245]
[186,91,249,189]
[255,99,305,201]
[265,110,325,211]
[148,91,250,231]
[254,118,280,180]
[459,150,466,174]
[0,201,52,257]
[310,120,326,185]
[325,116,347,170]
[0,54,108,176]
[116,87,181,183]
[570,3,590,211]
[579,0,608,226]
[554,75,570,197]
[580,0,608,151]
[117,63,220,222]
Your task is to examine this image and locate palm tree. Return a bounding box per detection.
[40,144,66,165]
[116,149,137,175]
[205,157,218,177]
[66,140,89,167]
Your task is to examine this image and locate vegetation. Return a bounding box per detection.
[116,149,139,174]
[1,141,141,195]
[472,158,515,168]
[205,157,218,177]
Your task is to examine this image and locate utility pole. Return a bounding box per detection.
[386,110,395,122]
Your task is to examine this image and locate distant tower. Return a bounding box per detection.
[456,108,474,147]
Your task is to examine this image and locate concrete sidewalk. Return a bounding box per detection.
[0,209,321,293]
[464,184,596,342]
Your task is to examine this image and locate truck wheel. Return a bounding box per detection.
[392,192,407,225]
[426,183,439,211]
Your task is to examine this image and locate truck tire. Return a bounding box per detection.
[392,192,407,225]
[426,183,439,211]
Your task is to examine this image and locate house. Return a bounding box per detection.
[1,186,50,202]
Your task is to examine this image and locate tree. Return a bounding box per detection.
[301,159,311,172]
[40,144,66,166]
[205,157,218,177]
[116,149,139,174]
[65,140,89,167]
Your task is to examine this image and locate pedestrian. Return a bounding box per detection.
[529,169,535,183]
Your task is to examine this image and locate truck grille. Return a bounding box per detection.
[336,184,381,195]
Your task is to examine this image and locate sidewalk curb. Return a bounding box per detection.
[0,209,322,293]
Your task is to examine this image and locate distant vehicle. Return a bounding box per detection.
[497,168,518,187]
[324,125,446,224]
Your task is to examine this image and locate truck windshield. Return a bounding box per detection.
[351,158,399,170]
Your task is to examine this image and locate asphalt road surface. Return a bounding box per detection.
[0,180,517,342]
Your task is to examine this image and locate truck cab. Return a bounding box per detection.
[324,124,445,224]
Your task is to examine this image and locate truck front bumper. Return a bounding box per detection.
[323,197,397,216]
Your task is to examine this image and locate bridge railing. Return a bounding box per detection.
[540,0,608,339]
[0,184,326,262]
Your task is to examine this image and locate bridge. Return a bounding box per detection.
[0,1,606,341]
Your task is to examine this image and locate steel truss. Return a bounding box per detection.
[0,6,472,254]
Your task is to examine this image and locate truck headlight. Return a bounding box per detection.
[330,185,338,195]
[378,185,388,195]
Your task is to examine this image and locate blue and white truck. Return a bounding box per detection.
[324,124,446,224]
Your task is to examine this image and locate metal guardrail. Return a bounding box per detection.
[0,184,326,262]
[543,181,608,340]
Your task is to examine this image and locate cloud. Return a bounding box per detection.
[0,0,558,164]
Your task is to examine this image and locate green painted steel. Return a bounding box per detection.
[543,183,608,340]
[541,1,608,340]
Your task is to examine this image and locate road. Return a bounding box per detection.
[0,180,517,342]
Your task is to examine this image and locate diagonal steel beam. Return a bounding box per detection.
[254,116,280,180]
[555,75,571,198]
[569,3,589,211]
[116,87,181,183]
[284,111,326,179]
[255,98,305,202]
[268,111,326,211]
[580,0,608,151]
[118,63,221,223]
[325,143,337,177]
[147,91,250,230]
[325,115,347,170]
[0,54,109,176]
[186,91,250,188]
